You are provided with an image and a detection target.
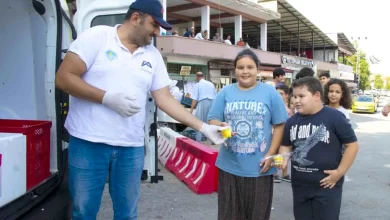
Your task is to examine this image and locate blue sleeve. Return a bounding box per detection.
[207,87,226,122]
[281,117,293,146]
[270,89,289,125]
[333,111,357,144]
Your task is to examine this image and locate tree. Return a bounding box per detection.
[340,41,371,91]
[374,75,384,89]
[386,77,390,90]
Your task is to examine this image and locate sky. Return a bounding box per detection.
[286,0,389,76]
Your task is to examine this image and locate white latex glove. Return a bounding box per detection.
[102,92,141,117]
[199,123,227,145]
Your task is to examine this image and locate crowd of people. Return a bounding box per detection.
[54,0,365,219]
[205,51,359,220]
[171,26,252,48]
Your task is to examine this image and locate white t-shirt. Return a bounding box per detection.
[194,32,204,40]
[337,106,350,121]
[64,25,170,147]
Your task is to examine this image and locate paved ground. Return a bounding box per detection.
[97,97,390,220]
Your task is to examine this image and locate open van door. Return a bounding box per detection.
[0,0,73,219]
[72,0,162,183]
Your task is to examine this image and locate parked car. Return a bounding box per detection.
[352,95,378,113]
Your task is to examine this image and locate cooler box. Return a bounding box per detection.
[0,133,27,208]
[0,119,52,191]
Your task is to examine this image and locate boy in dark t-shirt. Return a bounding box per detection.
[279,77,359,220]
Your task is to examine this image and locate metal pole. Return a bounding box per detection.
[311,30,314,58]
[297,19,300,55]
[279,22,282,53]
[323,39,325,61]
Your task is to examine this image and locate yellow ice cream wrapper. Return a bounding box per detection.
[274,155,283,166]
[220,127,232,138]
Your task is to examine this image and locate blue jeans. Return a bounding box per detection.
[68,136,144,220]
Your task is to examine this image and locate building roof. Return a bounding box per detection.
[167,0,280,27]
[338,33,357,55]
[223,0,338,51]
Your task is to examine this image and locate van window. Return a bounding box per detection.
[91,14,125,27]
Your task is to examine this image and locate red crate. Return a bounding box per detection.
[0,119,52,190]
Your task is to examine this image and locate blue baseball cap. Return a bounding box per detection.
[130,0,173,30]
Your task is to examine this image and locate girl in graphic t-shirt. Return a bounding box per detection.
[207,49,288,220]
[324,79,352,122]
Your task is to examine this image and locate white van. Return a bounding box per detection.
[0,0,159,219]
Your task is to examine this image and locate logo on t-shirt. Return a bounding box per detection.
[225,101,268,156]
[105,50,117,61]
[142,61,152,69]
[290,123,329,166]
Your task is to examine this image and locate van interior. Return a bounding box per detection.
[0,0,67,219]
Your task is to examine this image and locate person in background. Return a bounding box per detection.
[236,37,245,46]
[168,79,183,102]
[324,79,352,122]
[224,36,232,45]
[295,67,315,80]
[279,77,359,220]
[266,68,286,88]
[195,30,208,40]
[383,103,390,116]
[183,27,195,38]
[208,49,288,220]
[288,94,296,113]
[319,72,331,86]
[212,32,223,42]
[171,30,179,36]
[275,84,293,183]
[190,72,217,142]
[54,0,227,218]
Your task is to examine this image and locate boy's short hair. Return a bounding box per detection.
[319,72,330,78]
[276,84,289,94]
[273,68,286,79]
[291,77,323,100]
[296,67,315,79]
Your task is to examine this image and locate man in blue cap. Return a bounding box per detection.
[55,0,227,219]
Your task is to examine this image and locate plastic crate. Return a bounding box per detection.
[0,119,52,190]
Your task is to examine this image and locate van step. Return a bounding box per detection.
[18,175,71,220]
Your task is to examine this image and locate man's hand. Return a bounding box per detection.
[102,92,141,117]
[382,104,390,117]
[199,123,226,145]
[320,169,343,189]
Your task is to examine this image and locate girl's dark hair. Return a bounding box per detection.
[287,94,293,109]
[324,78,352,109]
[234,49,260,68]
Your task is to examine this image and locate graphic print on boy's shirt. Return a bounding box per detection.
[290,123,328,166]
[225,100,268,155]
[282,107,357,186]
[290,123,329,170]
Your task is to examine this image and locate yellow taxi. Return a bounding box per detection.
[352,95,378,113]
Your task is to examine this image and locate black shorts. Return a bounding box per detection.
[292,185,343,220]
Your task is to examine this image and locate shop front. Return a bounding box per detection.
[338,64,357,90]
[281,55,316,81]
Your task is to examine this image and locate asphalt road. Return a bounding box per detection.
[97,97,390,220]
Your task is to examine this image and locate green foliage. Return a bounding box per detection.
[374,75,384,89]
[386,77,390,90]
[340,41,371,91]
